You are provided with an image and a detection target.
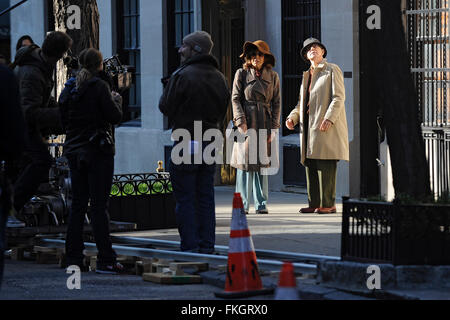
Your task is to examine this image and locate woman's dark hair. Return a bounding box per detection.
[42,31,73,59]
[16,35,34,52]
[76,48,104,88]
[79,48,103,71]
[242,50,273,70]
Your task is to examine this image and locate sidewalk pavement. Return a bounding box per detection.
[116,186,343,257]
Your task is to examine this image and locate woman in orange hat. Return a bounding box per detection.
[230,40,281,214]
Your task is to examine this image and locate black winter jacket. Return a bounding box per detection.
[59,76,123,156]
[159,54,230,136]
[13,46,62,139]
[0,65,26,161]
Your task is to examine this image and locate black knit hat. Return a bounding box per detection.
[183,31,214,54]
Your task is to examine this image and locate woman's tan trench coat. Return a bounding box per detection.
[287,59,349,164]
[230,67,281,172]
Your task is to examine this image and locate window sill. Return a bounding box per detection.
[119,119,142,128]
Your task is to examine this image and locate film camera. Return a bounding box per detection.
[19,143,73,227]
[64,52,134,93]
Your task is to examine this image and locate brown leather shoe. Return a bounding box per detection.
[299,207,319,214]
[317,207,337,214]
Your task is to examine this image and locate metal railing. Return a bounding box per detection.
[341,198,450,265]
[422,127,450,197]
[406,0,450,197]
[110,173,173,197]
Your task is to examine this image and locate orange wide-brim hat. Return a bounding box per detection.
[239,40,276,67]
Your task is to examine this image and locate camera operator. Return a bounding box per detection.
[59,48,123,274]
[12,31,72,216]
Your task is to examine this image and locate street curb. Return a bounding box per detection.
[198,270,377,300]
[318,261,450,290]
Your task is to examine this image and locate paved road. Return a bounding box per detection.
[0,260,223,300]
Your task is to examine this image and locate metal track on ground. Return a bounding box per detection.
[110,236,341,263]
[39,236,341,275]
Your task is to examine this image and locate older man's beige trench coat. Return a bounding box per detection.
[288,59,349,165]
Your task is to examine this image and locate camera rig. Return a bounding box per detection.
[64,53,134,93]
[18,141,73,227]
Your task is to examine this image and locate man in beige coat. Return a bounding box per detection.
[286,38,349,214]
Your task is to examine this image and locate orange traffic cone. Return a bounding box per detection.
[215,193,273,299]
[274,262,300,300]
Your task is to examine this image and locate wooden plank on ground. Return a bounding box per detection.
[142,272,202,285]
[33,246,64,264]
[169,262,209,275]
[135,258,155,276]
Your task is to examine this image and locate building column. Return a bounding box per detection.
[243,0,266,41]
[10,0,47,58]
[97,0,113,58]
[140,0,164,130]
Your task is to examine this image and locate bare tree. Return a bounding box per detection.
[365,0,431,200]
[52,0,99,95]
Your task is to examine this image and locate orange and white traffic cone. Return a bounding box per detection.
[215,193,273,299]
[274,262,300,300]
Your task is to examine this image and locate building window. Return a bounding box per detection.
[167,0,195,75]
[117,0,141,126]
[281,0,321,137]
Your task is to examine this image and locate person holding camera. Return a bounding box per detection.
[59,48,123,274]
[11,31,72,217]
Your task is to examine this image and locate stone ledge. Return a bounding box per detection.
[318,260,450,292]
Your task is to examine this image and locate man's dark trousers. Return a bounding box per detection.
[169,146,216,254]
[304,158,338,208]
[303,111,338,208]
[13,135,53,212]
[65,150,117,266]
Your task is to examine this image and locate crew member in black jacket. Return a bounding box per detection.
[12,31,72,215]
[159,31,230,254]
[59,48,123,274]
[0,65,26,287]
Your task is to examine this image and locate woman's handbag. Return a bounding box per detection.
[89,128,114,153]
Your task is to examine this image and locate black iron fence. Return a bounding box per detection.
[109,173,177,230]
[341,198,450,265]
[423,127,450,197]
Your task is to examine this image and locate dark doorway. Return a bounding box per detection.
[281,0,321,137]
[203,0,245,185]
